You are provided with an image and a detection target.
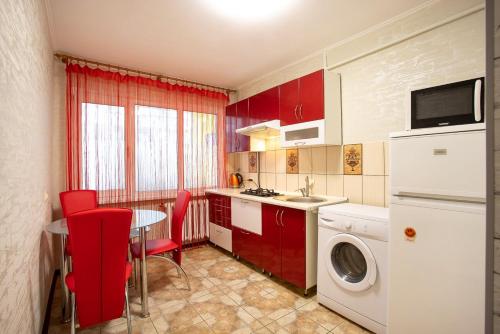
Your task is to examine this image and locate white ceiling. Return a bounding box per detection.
[47,0,430,89]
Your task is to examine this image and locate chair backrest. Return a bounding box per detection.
[171,190,191,265]
[67,208,132,328]
[60,190,98,217]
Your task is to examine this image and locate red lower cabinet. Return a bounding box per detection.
[232,226,262,268]
[281,207,306,288]
[261,204,306,289]
[262,204,282,277]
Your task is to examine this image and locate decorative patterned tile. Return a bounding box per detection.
[296,302,345,331]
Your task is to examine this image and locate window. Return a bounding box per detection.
[135,105,178,191]
[183,111,218,189]
[81,103,125,190]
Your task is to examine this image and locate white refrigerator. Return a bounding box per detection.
[388,128,486,334]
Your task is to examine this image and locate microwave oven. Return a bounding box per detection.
[409,77,484,130]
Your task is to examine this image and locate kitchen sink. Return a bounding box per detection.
[274,196,327,203]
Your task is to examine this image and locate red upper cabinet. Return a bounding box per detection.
[235,99,250,152]
[225,103,237,153]
[279,70,324,126]
[279,79,300,126]
[298,70,324,123]
[249,87,280,125]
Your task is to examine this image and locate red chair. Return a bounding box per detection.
[65,208,133,334]
[59,190,98,256]
[130,190,191,289]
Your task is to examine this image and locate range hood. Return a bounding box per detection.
[235,120,281,138]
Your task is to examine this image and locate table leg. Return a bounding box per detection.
[139,227,149,318]
[59,235,71,323]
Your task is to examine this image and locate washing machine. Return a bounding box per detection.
[317,203,389,334]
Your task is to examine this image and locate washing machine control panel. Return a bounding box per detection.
[318,214,388,242]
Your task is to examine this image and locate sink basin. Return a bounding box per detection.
[274,196,327,203]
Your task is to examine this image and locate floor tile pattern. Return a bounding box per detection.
[48,245,370,333]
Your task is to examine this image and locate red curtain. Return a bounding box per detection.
[65,63,228,245]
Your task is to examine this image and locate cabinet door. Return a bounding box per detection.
[232,226,242,255]
[249,87,279,124]
[225,104,237,153]
[236,99,250,152]
[233,226,262,268]
[279,79,300,126]
[261,204,282,277]
[281,207,306,288]
[298,70,324,123]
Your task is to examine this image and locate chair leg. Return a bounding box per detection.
[70,292,76,334]
[125,284,132,334]
[134,258,140,289]
[127,243,134,288]
[151,255,191,290]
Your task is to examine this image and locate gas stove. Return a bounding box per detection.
[240,188,280,197]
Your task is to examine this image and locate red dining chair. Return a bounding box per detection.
[59,190,98,256]
[65,208,133,334]
[130,190,191,290]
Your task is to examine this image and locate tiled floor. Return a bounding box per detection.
[48,245,370,333]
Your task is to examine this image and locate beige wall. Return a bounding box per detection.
[228,141,389,207]
[493,0,500,329]
[237,1,485,144]
[0,0,56,332]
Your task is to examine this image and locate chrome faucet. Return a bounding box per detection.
[298,176,311,197]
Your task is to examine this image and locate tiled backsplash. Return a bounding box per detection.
[227,141,389,207]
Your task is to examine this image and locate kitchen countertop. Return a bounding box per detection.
[205,188,347,211]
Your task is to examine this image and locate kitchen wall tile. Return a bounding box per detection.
[344,175,363,204]
[298,173,312,191]
[276,149,287,173]
[311,146,327,174]
[362,176,385,207]
[286,174,299,193]
[311,174,327,196]
[326,146,343,174]
[265,150,276,173]
[276,173,287,191]
[248,173,258,186]
[363,142,385,175]
[298,148,312,174]
[259,172,268,188]
[385,176,390,208]
[239,152,249,173]
[384,141,390,176]
[266,173,276,190]
[226,153,235,173]
[327,175,344,197]
[259,152,267,173]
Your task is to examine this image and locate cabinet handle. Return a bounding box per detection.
[275,209,280,226]
[240,230,250,235]
[299,104,303,119]
[279,209,284,227]
[294,141,306,146]
[294,105,299,120]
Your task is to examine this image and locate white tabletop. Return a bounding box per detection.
[46,209,167,235]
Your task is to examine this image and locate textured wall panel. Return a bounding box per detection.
[0,0,55,332]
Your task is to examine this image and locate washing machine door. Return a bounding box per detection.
[324,233,377,292]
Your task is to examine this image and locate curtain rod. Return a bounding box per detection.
[54,53,236,94]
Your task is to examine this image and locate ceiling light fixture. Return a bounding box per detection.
[200,0,297,22]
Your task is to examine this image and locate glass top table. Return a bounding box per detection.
[46,209,166,321]
[47,209,167,235]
